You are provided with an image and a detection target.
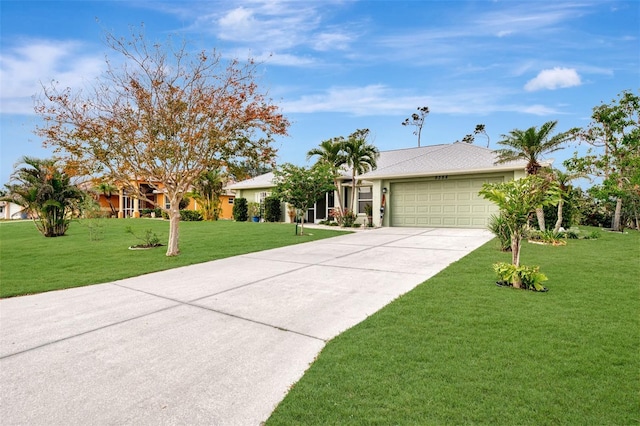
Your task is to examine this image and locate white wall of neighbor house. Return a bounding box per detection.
[1,202,26,220]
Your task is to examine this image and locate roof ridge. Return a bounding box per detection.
[372,143,453,174]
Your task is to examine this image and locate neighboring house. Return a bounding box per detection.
[0,201,27,220]
[94,180,235,219]
[226,172,286,220]
[228,142,532,228]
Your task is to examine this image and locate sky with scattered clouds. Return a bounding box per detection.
[1,0,638,185]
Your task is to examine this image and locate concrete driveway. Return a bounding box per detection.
[0,227,493,425]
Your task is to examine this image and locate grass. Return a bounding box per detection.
[267,228,640,425]
[0,218,348,298]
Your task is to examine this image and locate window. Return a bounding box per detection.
[255,191,270,203]
[228,198,234,204]
[357,186,372,215]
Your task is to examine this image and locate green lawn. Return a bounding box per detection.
[0,218,348,298]
[267,229,640,425]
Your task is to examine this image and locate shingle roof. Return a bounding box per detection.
[226,172,276,190]
[358,142,528,179]
[227,143,533,190]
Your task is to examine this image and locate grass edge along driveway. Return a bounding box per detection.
[267,228,639,425]
[0,219,348,298]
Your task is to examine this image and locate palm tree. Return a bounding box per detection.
[189,169,224,221]
[95,182,118,216]
[2,156,85,237]
[307,138,347,216]
[342,129,380,213]
[495,120,576,231]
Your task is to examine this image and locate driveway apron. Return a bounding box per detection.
[0,227,493,425]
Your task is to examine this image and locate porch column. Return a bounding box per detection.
[133,196,140,218]
[118,188,124,218]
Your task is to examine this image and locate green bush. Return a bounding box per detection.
[180,210,203,221]
[233,197,248,221]
[264,197,282,222]
[493,262,548,291]
[341,210,357,228]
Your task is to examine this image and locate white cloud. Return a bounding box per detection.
[524,67,582,92]
[0,40,104,114]
[312,32,353,52]
[279,84,562,117]
[184,1,358,67]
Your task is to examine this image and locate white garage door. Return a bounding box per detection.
[390,177,503,228]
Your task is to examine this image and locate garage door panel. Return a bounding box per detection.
[390,176,504,228]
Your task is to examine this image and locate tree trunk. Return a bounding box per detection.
[612,198,622,231]
[511,232,521,267]
[166,208,181,256]
[554,199,564,233]
[351,172,357,214]
[535,207,546,231]
[511,232,522,289]
[299,209,305,236]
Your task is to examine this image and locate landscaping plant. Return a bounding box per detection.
[2,156,85,237]
[263,196,282,222]
[272,163,335,235]
[480,175,561,289]
[232,197,248,221]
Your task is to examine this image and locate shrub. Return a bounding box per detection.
[264,196,282,222]
[140,208,154,218]
[125,226,162,247]
[488,214,511,251]
[341,210,357,228]
[248,201,260,218]
[233,197,248,221]
[493,262,548,291]
[528,229,567,246]
[180,210,203,221]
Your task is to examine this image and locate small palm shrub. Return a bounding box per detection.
[233,197,248,221]
[341,209,357,228]
[528,229,567,246]
[488,214,511,251]
[2,157,85,237]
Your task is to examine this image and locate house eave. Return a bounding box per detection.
[359,164,532,181]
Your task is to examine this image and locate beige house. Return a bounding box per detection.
[228,142,530,228]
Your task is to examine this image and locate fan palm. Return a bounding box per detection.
[342,129,380,212]
[495,120,576,230]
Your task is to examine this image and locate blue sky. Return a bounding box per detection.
[1,0,638,185]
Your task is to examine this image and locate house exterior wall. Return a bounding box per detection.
[219,195,235,220]
[374,171,518,228]
[0,202,27,220]
[95,180,227,219]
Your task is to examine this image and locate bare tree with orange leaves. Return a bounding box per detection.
[36,27,289,256]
